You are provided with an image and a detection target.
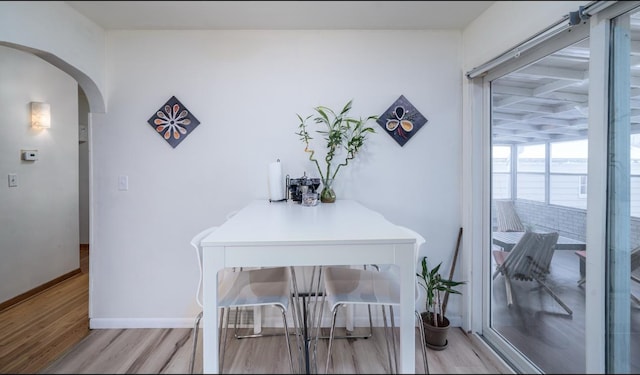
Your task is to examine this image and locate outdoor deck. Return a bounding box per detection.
[491,250,640,373]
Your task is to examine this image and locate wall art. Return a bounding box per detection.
[376,95,428,147]
[147,95,200,148]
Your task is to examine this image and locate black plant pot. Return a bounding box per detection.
[421,312,450,350]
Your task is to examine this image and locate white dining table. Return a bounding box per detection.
[200,199,417,373]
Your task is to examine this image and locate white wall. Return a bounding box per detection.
[0,0,589,329]
[89,29,463,327]
[0,45,79,303]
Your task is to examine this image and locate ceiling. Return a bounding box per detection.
[491,39,592,145]
[492,13,640,146]
[65,1,495,30]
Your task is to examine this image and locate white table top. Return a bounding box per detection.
[202,199,416,247]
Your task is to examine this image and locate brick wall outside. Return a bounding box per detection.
[509,200,640,249]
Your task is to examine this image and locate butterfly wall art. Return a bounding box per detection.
[376,95,428,147]
[147,96,201,148]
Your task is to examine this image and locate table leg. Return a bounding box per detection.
[398,245,416,373]
[203,250,223,373]
[290,266,320,374]
[302,294,310,374]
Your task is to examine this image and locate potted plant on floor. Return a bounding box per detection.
[295,99,377,203]
[416,256,465,350]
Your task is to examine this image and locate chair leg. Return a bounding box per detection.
[503,274,514,306]
[288,267,305,349]
[385,306,399,374]
[234,306,284,339]
[316,305,373,340]
[291,266,338,374]
[381,305,398,374]
[534,277,573,315]
[493,263,511,306]
[275,306,296,373]
[324,306,341,374]
[311,268,327,375]
[233,310,300,339]
[286,283,305,374]
[219,307,230,373]
[232,307,246,338]
[414,310,429,374]
[382,308,431,375]
[218,304,298,374]
[493,268,514,306]
[189,310,203,374]
[492,267,501,280]
[311,266,373,341]
[309,266,325,374]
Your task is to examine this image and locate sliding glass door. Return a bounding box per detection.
[606,6,640,373]
[487,31,590,374]
[473,2,640,373]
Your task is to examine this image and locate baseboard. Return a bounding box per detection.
[88,314,464,330]
[90,318,195,329]
[90,313,258,329]
[0,268,82,313]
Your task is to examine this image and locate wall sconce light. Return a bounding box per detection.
[31,102,51,129]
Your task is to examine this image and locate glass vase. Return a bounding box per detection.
[320,178,336,203]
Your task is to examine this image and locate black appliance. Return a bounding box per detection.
[287,172,321,203]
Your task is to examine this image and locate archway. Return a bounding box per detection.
[0,41,105,114]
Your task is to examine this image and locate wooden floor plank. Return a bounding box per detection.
[1,247,513,374]
[0,273,89,374]
[42,326,511,374]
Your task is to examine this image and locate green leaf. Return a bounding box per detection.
[296,99,377,184]
[416,256,465,315]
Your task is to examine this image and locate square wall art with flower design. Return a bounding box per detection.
[377,95,427,147]
[147,96,200,148]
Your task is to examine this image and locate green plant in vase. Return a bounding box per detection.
[295,99,377,203]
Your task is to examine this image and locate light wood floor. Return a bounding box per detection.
[0,248,90,374]
[0,247,512,374]
[40,326,511,374]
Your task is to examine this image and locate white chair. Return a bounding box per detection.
[315,226,429,374]
[188,226,299,373]
[223,208,291,340]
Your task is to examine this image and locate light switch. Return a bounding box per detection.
[8,173,17,187]
[118,175,128,191]
[79,125,88,143]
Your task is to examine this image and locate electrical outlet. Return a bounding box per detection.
[8,173,17,187]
